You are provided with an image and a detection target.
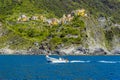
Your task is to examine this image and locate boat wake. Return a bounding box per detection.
[70,60,90,63]
[45,55,120,64]
[98,60,118,63]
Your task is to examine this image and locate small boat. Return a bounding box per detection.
[46,55,69,63]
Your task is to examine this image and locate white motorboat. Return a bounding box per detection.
[46,55,69,63]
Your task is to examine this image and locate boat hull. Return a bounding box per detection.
[46,56,69,63]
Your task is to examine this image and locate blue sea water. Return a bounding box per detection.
[0,55,120,80]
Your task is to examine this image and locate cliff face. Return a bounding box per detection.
[0,0,120,54]
[83,16,120,54]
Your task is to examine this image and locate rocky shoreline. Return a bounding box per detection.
[0,46,120,55]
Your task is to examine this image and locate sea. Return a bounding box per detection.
[0,55,120,80]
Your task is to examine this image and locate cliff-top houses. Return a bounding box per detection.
[17,9,87,26]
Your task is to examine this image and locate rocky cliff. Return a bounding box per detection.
[0,0,120,55]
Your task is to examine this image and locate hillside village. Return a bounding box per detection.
[17,9,87,25]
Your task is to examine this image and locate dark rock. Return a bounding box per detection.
[92,48,107,55]
[75,47,89,54]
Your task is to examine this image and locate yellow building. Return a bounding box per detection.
[51,18,59,25]
[76,9,86,17]
[72,9,87,17]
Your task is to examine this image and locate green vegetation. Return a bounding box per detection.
[0,0,120,21]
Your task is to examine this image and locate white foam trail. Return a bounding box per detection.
[98,60,117,63]
[70,60,90,63]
